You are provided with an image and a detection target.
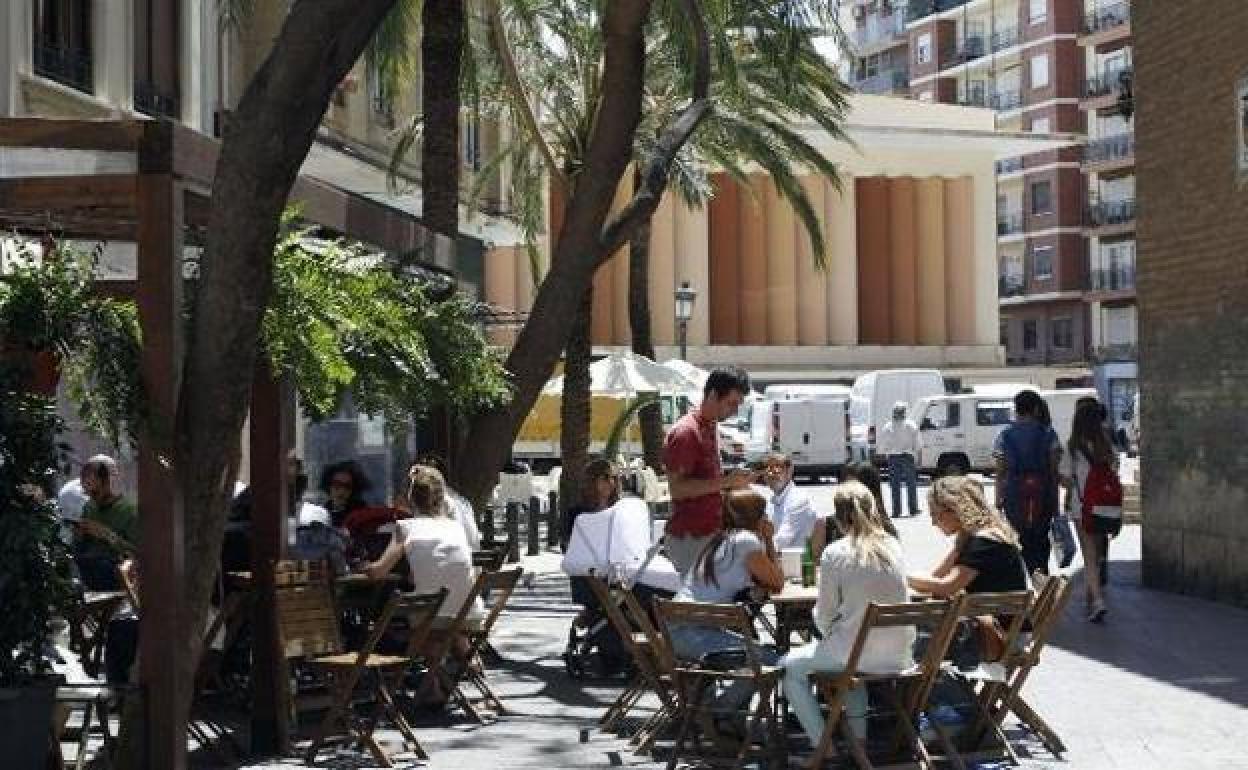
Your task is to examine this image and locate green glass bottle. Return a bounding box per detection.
[801,540,816,587]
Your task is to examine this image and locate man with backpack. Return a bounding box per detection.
[993,390,1061,575]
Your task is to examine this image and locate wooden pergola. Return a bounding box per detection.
[0,117,453,769]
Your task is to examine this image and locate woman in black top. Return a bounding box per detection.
[907,475,1028,597]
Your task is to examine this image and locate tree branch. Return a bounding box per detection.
[597,0,711,258]
[486,0,569,196]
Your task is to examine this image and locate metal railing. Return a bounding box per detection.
[942,36,986,69]
[1083,1,1131,34]
[990,25,1020,52]
[1084,132,1135,164]
[998,275,1026,297]
[997,211,1024,236]
[1091,343,1138,363]
[853,68,910,94]
[996,157,1025,175]
[991,89,1022,110]
[33,44,93,93]
[1084,67,1133,99]
[853,13,907,50]
[1086,198,1136,227]
[134,80,180,119]
[906,0,969,23]
[1090,266,1136,291]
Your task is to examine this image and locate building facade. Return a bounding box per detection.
[843,0,1138,419]
[1135,0,1248,607]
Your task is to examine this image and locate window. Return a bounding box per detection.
[916,33,932,65]
[1051,317,1073,348]
[1030,117,1051,134]
[1023,320,1038,351]
[1030,180,1053,215]
[133,0,179,117]
[976,401,1014,427]
[1030,54,1050,89]
[1032,245,1054,279]
[1029,0,1047,24]
[32,0,93,93]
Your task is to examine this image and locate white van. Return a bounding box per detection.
[849,369,946,463]
[744,397,849,479]
[916,387,1098,476]
[763,383,852,401]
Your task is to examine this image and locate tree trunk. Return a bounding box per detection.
[420,0,463,238]
[558,288,594,516]
[113,2,402,765]
[628,216,665,471]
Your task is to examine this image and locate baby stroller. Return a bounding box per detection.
[560,499,681,680]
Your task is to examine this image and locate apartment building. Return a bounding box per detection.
[843,0,1136,420]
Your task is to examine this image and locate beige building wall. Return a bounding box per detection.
[648,194,677,347]
[796,177,829,346]
[944,177,976,345]
[915,178,948,345]
[888,177,919,345]
[765,181,799,346]
[825,177,859,345]
[738,176,769,345]
[675,202,711,346]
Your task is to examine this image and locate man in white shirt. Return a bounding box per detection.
[761,452,819,550]
[878,402,920,517]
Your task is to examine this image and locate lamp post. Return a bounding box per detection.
[674,280,697,361]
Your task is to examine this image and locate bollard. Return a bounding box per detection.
[547,490,560,547]
[527,496,542,556]
[505,502,521,563]
[481,504,497,548]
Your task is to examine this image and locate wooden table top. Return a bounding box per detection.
[769,583,819,604]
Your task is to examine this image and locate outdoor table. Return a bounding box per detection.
[768,584,819,653]
[70,591,127,679]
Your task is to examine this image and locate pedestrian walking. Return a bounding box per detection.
[993,390,1061,575]
[1062,399,1121,622]
[878,402,920,518]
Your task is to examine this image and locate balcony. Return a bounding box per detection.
[1086,198,1136,229]
[1084,132,1135,171]
[1083,1,1131,35]
[1083,67,1133,112]
[853,68,910,95]
[956,87,1020,111]
[996,157,1025,175]
[906,0,969,23]
[999,275,1025,298]
[852,13,908,52]
[1090,343,1138,364]
[134,80,180,119]
[942,36,986,70]
[990,26,1020,53]
[991,89,1022,111]
[997,211,1024,236]
[1089,266,1136,292]
[33,44,93,93]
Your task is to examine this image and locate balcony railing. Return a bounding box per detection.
[990,25,1020,52]
[997,211,1024,236]
[991,89,1022,110]
[942,36,986,69]
[1083,1,1131,35]
[1086,198,1136,227]
[1091,343,1138,363]
[906,0,969,23]
[853,68,910,94]
[957,88,1020,111]
[996,157,1024,175]
[1090,266,1136,291]
[33,44,93,93]
[1084,67,1133,99]
[853,13,907,50]
[999,275,1026,297]
[1085,132,1135,165]
[134,80,180,119]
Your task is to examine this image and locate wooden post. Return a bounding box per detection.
[527,496,541,556]
[248,360,292,753]
[547,490,559,548]
[505,502,520,563]
[135,122,188,770]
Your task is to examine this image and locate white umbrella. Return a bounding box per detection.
[542,351,700,398]
[661,359,710,392]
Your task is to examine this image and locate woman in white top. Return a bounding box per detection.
[781,481,913,747]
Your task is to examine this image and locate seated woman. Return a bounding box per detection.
[906,475,1028,598]
[782,482,913,747]
[669,488,784,717]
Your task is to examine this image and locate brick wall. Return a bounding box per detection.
[1001,299,1088,365]
[1136,1,1248,607]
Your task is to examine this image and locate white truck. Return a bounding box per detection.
[916,387,1098,476]
[763,383,853,401]
[743,396,850,479]
[849,369,947,464]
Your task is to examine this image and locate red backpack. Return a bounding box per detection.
[1079,452,1124,536]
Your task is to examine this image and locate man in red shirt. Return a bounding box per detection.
[663,367,755,575]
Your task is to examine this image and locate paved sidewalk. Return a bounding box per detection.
[241,510,1248,769]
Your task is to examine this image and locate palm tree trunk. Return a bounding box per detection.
[629,212,666,471]
[558,287,593,519]
[420,0,463,238]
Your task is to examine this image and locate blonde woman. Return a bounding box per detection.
[782,481,913,747]
[907,475,1028,598]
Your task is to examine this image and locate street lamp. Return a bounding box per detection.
[674,280,697,361]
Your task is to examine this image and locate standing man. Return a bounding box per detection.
[663,367,755,575]
[761,452,820,550]
[74,455,139,591]
[879,402,920,518]
[994,389,1061,574]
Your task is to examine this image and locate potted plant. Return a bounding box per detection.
[0,367,74,769]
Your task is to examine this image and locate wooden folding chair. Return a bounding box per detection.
[654,599,785,770]
[426,566,523,723]
[964,576,1072,760]
[804,597,966,770]
[583,575,675,737]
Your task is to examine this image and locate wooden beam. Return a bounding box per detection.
[170,122,221,188]
[0,174,138,213]
[0,211,137,241]
[0,118,145,151]
[135,169,189,770]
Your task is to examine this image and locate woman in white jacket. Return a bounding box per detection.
[781,481,914,747]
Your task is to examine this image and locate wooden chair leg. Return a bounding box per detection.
[1010,693,1065,754]
[841,717,874,770]
[305,671,350,765]
[666,675,703,770]
[806,691,846,770]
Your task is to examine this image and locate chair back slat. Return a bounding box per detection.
[958,590,1033,662]
[273,560,341,659]
[395,588,449,658]
[584,576,670,695]
[654,599,766,673]
[842,598,964,681]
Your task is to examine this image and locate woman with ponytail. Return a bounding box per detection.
[782,481,913,748]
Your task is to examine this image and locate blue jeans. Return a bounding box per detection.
[888,454,919,517]
[669,624,779,714]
